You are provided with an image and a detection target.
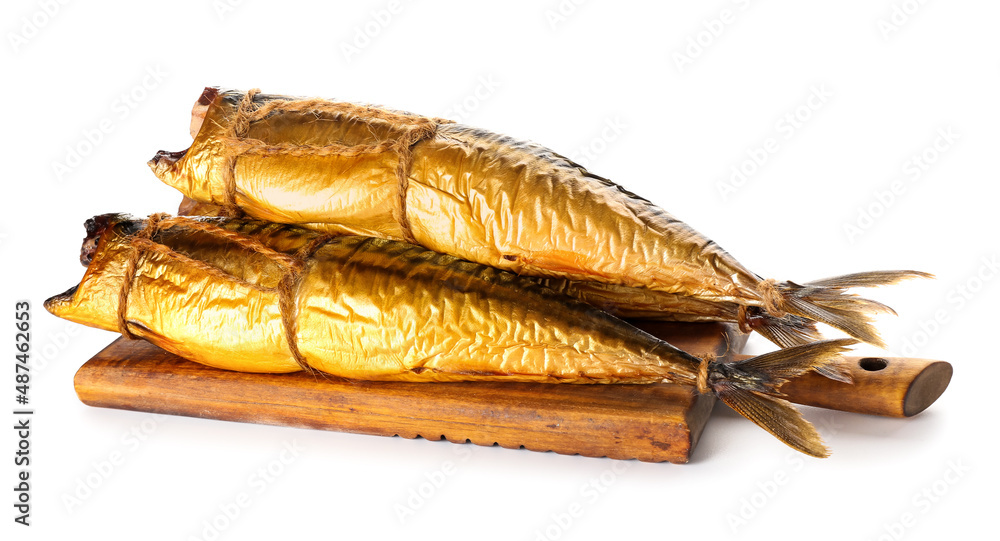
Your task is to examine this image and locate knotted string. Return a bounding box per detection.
[736,279,788,334]
[218,89,447,243]
[696,353,714,395]
[115,214,330,372]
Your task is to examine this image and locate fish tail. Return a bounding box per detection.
[756,271,932,348]
[707,338,858,457]
[740,307,822,349]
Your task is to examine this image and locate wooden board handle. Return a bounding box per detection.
[769,356,952,417]
[634,321,951,417]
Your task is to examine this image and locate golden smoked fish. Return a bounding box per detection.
[151,88,926,348]
[175,196,824,348]
[47,214,855,457]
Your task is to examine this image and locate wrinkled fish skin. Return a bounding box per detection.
[152,89,759,302]
[151,88,927,348]
[46,215,696,383]
[46,214,855,456]
[179,196,825,349]
[409,123,761,301]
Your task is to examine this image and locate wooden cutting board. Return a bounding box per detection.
[74,321,745,464]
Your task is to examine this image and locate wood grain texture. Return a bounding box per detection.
[775,355,953,417]
[74,322,746,464]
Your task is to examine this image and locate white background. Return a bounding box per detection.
[2,1,997,540]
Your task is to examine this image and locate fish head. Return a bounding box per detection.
[80,212,137,266]
[42,284,78,320]
[45,214,143,332]
[147,148,187,181]
[148,87,237,207]
[191,86,220,139]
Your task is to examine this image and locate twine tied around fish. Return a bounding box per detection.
[696,354,714,394]
[115,213,334,373]
[216,88,448,245]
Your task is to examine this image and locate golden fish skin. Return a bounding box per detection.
[175,197,822,349]
[48,214,696,383]
[535,278,822,348]
[152,89,757,301]
[47,214,855,456]
[151,88,927,348]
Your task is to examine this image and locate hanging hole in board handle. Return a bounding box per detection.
[859,357,889,371]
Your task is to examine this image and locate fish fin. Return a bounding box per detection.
[804,270,934,288]
[727,337,856,382]
[708,338,857,456]
[812,361,854,384]
[715,386,830,458]
[746,310,823,349]
[766,271,931,348]
[741,334,854,383]
[812,297,897,316]
[782,295,885,348]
